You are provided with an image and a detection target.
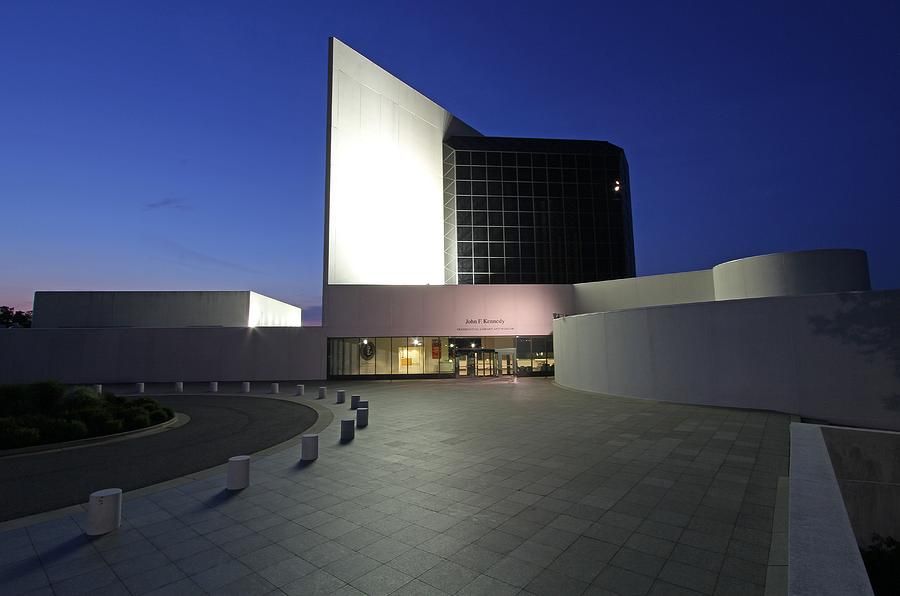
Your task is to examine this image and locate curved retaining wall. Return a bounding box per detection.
[712,249,870,301]
[553,289,900,431]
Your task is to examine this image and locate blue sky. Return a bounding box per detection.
[2,1,898,324]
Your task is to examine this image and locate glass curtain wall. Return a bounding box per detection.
[515,335,555,376]
[328,337,453,377]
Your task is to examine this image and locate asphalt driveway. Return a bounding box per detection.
[0,395,317,521]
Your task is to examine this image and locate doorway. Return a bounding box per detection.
[454,349,497,377]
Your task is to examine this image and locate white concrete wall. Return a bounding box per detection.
[324,283,573,337]
[554,289,900,431]
[326,38,479,286]
[32,291,302,329]
[0,327,326,384]
[713,249,870,301]
[573,269,714,314]
[33,291,252,328]
[248,292,302,327]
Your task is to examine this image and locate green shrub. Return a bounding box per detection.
[79,410,123,435]
[29,382,66,414]
[121,408,151,431]
[103,394,127,409]
[64,386,102,412]
[0,384,30,417]
[147,408,170,425]
[0,383,171,449]
[35,418,89,443]
[0,418,41,449]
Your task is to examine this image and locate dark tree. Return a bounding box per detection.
[0,306,32,328]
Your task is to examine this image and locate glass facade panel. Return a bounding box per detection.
[392,337,407,375]
[445,137,634,285]
[375,337,391,374]
[327,336,552,378]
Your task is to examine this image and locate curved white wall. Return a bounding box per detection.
[574,269,714,314]
[554,289,900,432]
[712,249,870,301]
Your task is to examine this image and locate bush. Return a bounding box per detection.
[30,382,67,413]
[35,418,89,443]
[64,386,102,412]
[121,407,151,431]
[79,410,123,435]
[0,418,41,449]
[0,384,29,417]
[148,408,170,425]
[0,383,172,449]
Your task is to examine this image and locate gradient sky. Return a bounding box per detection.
[2,1,898,324]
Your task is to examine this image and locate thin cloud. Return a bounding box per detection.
[144,197,190,211]
[154,238,263,275]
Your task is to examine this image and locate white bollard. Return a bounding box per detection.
[241,382,251,393]
[318,386,326,400]
[336,389,346,404]
[226,456,250,490]
[357,407,369,428]
[340,419,355,443]
[350,395,360,410]
[271,382,279,394]
[209,381,218,393]
[93,384,103,395]
[174,381,183,393]
[86,488,122,536]
[135,382,145,394]
[296,384,305,396]
[301,434,319,461]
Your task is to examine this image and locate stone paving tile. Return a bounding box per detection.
[1,380,790,596]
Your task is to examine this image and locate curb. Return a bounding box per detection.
[0,412,186,459]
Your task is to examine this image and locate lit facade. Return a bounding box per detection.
[323,38,635,378]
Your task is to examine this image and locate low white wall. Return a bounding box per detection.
[0,327,326,384]
[248,292,302,327]
[554,289,900,431]
[573,269,713,314]
[324,283,573,337]
[713,249,870,301]
[32,291,302,329]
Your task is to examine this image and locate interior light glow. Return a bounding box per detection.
[471,342,476,348]
[362,338,368,345]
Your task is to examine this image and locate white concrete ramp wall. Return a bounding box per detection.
[554,289,900,431]
[0,327,326,384]
[712,249,870,301]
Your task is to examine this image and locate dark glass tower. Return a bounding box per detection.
[442,137,635,285]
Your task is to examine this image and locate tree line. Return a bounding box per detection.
[1,306,32,328]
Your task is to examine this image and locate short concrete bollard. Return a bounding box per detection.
[358,400,369,411]
[135,382,145,394]
[336,389,346,404]
[94,384,103,395]
[226,455,250,490]
[340,419,355,443]
[271,382,279,394]
[241,382,251,393]
[174,381,183,393]
[356,407,369,428]
[86,488,122,536]
[350,395,361,410]
[209,381,218,393]
[318,386,326,400]
[296,384,305,396]
[301,434,319,461]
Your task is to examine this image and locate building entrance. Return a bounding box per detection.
[454,349,497,377]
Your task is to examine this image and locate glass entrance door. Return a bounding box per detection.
[455,349,497,377]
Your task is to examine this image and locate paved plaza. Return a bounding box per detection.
[0,378,789,595]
